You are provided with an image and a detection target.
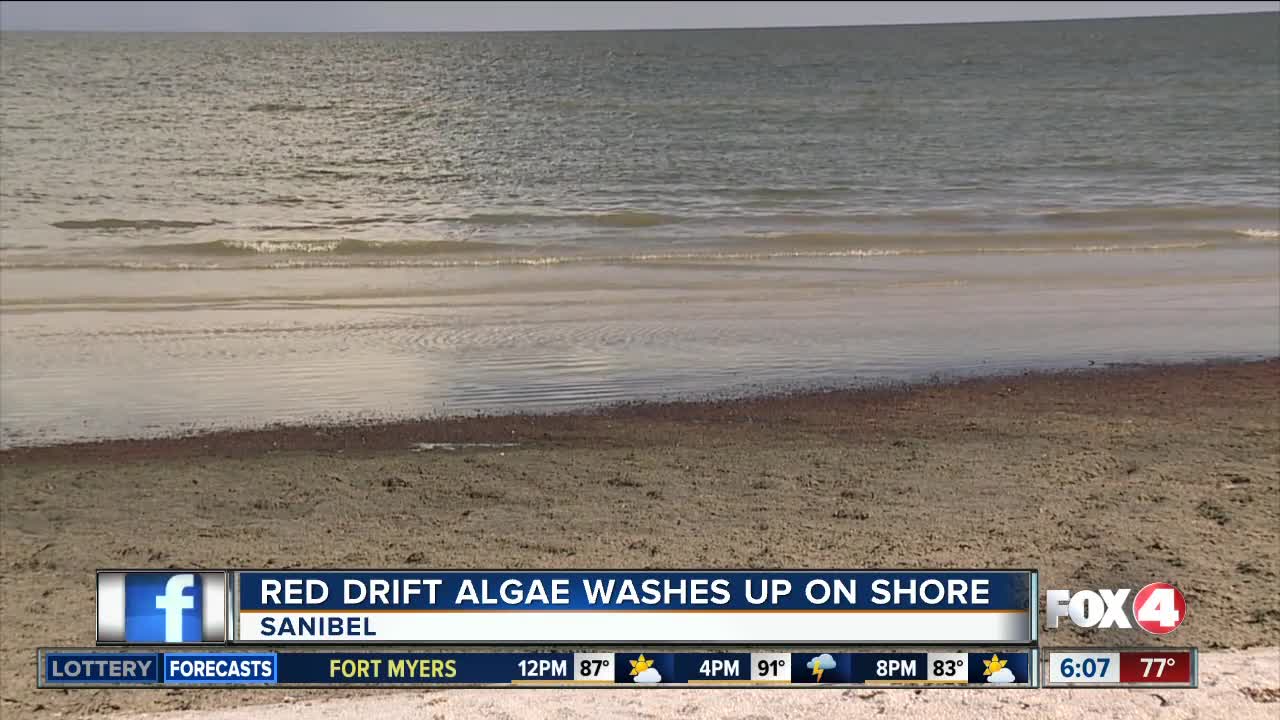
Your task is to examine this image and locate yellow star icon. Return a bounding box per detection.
[982,654,1008,676]
[629,654,654,676]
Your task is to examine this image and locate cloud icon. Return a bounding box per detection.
[987,667,1016,684]
[634,668,662,683]
[806,654,837,670]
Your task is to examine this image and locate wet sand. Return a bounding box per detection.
[1,359,1277,717]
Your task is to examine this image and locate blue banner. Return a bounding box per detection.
[43,652,159,684]
[278,652,574,684]
[236,571,1031,611]
[40,649,1036,687]
[163,653,277,684]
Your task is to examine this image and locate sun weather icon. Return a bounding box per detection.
[983,654,1015,684]
[630,654,662,683]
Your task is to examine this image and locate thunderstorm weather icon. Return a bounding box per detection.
[806,653,837,682]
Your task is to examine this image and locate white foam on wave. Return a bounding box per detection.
[1067,242,1215,252]
[225,239,342,253]
[411,442,519,451]
[1234,228,1280,239]
[0,238,1264,273]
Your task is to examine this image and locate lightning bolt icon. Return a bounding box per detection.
[812,663,824,682]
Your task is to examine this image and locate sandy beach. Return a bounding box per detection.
[2,359,1277,717]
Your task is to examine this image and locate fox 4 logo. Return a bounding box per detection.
[1046,582,1186,635]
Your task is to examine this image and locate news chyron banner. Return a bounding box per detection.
[229,570,1036,644]
[93,569,1035,645]
[41,648,1043,688]
[44,568,1205,689]
[38,646,1199,689]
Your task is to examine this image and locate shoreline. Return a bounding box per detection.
[2,358,1277,717]
[6,243,1277,450]
[3,356,1276,463]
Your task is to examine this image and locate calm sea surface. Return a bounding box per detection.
[2,14,1277,445]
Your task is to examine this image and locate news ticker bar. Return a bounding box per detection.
[38,648,1199,689]
[98,569,1038,645]
[41,648,1037,688]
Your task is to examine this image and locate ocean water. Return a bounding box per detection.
[1,14,1278,445]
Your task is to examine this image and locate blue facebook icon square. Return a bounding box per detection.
[124,573,204,643]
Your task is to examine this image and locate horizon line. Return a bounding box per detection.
[1,9,1275,34]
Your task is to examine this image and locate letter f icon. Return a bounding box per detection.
[156,574,196,642]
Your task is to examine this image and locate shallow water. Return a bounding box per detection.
[2,246,1276,446]
[1,15,1278,445]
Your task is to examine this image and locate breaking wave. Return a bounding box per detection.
[51,218,221,230]
[1039,205,1279,226]
[1235,228,1280,239]
[433,205,1279,229]
[2,240,1246,272]
[458,211,681,228]
[132,238,512,256]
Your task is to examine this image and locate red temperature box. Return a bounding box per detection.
[1118,651,1194,684]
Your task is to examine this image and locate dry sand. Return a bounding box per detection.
[2,359,1278,717]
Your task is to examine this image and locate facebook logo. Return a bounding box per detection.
[126,573,201,642]
[98,571,226,644]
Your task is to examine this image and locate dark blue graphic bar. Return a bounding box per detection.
[40,649,1036,687]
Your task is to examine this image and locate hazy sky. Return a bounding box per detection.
[0,1,1276,32]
